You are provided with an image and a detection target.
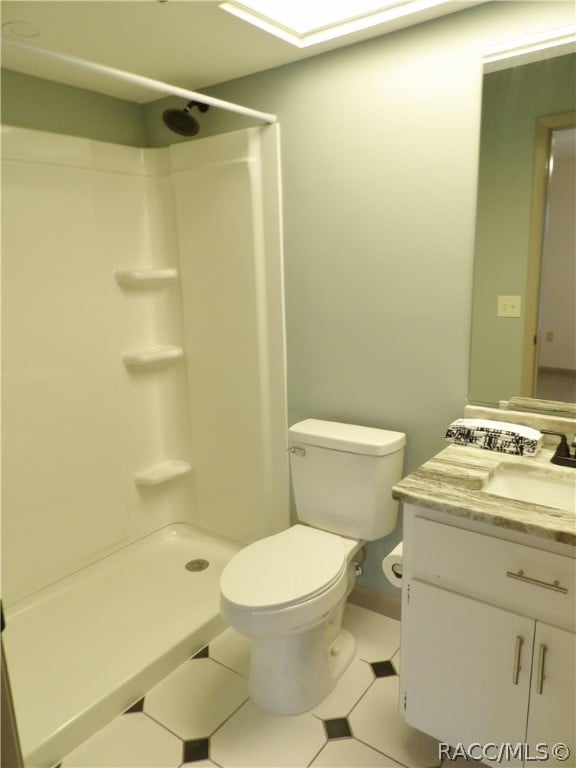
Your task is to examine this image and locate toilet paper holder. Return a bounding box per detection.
[391,562,402,579]
[382,542,403,586]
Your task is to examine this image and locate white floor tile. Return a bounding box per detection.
[210,699,326,767]
[311,738,405,767]
[144,657,248,739]
[209,626,252,677]
[56,608,429,768]
[312,656,374,719]
[349,676,442,768]
[343,604,401,662]
[61,713,182,768]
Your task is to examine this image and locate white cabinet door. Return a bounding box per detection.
[402,579,534,762]
[526,622,576,766]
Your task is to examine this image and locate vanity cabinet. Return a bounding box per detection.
[526,621,575,762]
[400,505,575,767]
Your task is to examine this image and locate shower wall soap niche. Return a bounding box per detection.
[122,346,183,368]
[113,268,178,288]
[134,460,192,487]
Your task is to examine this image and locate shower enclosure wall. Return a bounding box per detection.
[1,123,289,766]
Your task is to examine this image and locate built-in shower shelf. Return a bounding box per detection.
[114,268,178,287]
[134,460,192,487]
[122,346,183,367]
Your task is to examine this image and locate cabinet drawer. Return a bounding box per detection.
[410,517,575,631]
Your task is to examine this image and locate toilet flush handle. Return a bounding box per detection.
[289,447,306,457]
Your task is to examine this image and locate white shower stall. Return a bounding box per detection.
[1,123,289,766]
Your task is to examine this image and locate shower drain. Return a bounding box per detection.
[185,558,210,572]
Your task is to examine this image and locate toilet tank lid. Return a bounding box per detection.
[288,419,406,456]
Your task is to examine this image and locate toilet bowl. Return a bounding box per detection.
[219,419,406,715]
[220,524,363,714]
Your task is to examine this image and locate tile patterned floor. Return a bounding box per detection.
[59,605,446,768]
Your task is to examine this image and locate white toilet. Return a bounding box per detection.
[219,418,406,715]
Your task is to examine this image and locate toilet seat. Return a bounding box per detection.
[220,525,352,610]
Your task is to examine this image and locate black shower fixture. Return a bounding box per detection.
[162,100,210,136]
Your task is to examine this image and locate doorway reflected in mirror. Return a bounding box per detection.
[534,126,576,403]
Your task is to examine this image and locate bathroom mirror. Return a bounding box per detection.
[468,50,576,412]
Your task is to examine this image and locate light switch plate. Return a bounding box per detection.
[497,295,522,317]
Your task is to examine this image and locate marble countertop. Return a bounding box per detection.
[392,443,576,546]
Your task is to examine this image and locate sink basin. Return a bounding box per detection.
[483,465,576,513]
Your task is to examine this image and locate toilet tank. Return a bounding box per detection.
[288,419,406,541]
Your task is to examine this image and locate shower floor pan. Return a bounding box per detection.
[3,524,240,768]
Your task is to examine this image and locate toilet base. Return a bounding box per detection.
[248,626,356,715]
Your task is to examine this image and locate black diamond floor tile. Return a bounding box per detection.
[183,737,210,763]
[323,717,352,740]
[123,697,145,713]
[370,660,397,678]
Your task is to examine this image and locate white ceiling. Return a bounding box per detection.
[1,0,485,103]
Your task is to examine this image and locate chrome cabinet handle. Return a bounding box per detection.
[512,635,523,685]
[537,644,547,695]
[506,569,568,594]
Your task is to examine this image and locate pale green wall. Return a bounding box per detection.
[469,54,576,404]
[201,17,482,467]
[1,69,146,147]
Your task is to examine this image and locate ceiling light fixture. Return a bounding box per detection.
[219,0,462,48]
